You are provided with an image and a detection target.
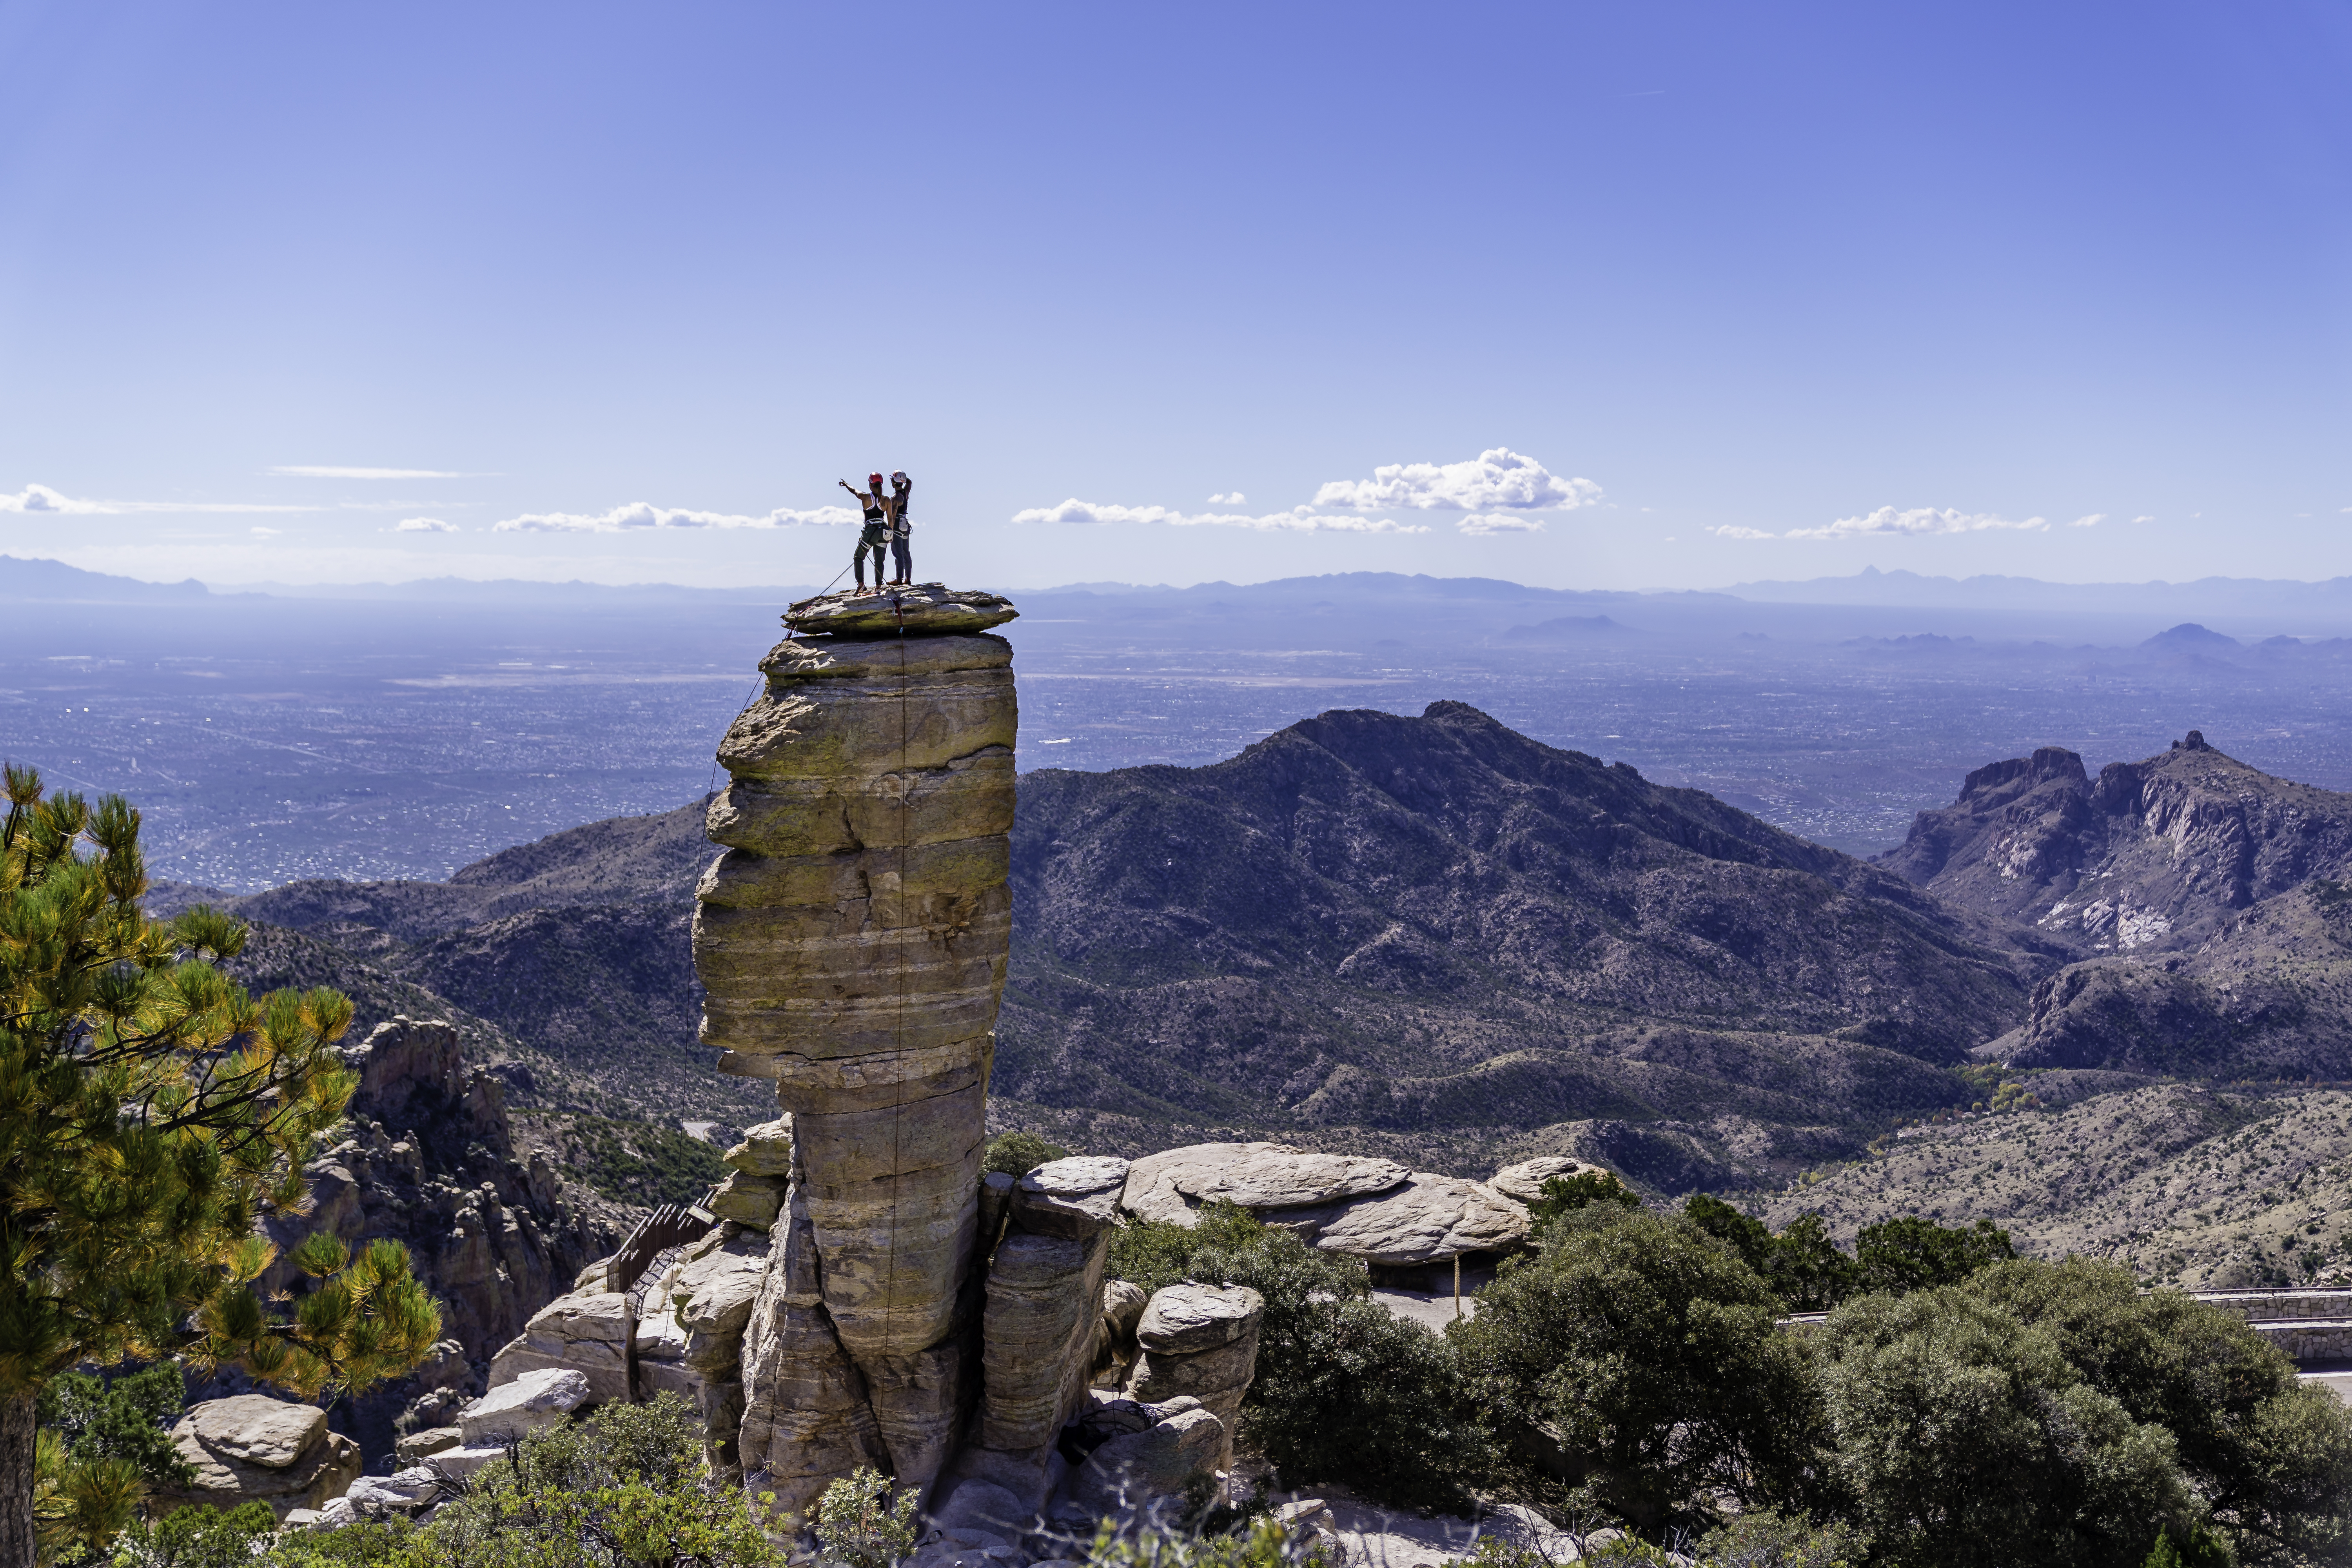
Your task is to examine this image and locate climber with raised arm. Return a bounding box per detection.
[888,470,913,585]
[839,473,891,592]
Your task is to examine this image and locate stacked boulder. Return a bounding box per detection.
[1120,1142,1532,1282]
[155,1397,362,1521]
[1123,1286,1262,1472]
[693,585,1019,1513]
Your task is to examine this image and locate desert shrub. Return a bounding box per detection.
[37,1364,196,1493]
[1452,1207,1821,1533]
[1528,1171,1641,1227]
[1248,1294,1496,1513]
[120,1501,279,1568]
[813,1467,920,1568]
[1968,1258,2352,1564]
[1854,1215,2015,1294]
[1109,1203,1489,1511]
[1814,1287,2190,1568]
[1681,1201,1859,1312]
[1078,1513,1334,1568]
[274,1392,780,1568]
[556,1115,729,1207]
[1691,1510,1868,1567]
[982,1130,1071,1178]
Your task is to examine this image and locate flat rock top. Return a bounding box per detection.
[178,1396,325,1469]
[1136,1283,1265,1353]
[1020,1155,1131,1199]
[1307,1174,1530,1266]
[1488,1156,1608,1205]
[467,1367,590,1419]
[783,584,1018,639]
[1121,1142,1285,1228]
[1185,1149,1410,1210]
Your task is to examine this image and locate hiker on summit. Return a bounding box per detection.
[839,473,891,592]
[889,470,913,584]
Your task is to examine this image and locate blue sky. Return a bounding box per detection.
[4,2,2349,592]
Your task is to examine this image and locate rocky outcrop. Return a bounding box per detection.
[459,1367,592,1445]
[283,1018,616,1363]
[1124,1286,1261,1470]
[1066,1396,1224,1517]
[157,1397,363,1521]
[1118,1143,1529,1268]
[488,1290,634,1404]
[1488,1156,1609,1204]
[695,606,1020,1509]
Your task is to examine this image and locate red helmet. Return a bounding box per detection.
[868,472,884,488]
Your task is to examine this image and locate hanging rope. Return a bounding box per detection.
[882,589,910,1360]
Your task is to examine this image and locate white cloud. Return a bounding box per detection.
[2070,513,2107,528]
[1011,499,1426,534]
[1,483,313,515]
[1314,447,1601,512]
[2134,514,2156,523]
[249,526,281,537]
[493,503,859,533]
[1785,506,2049,541]
[1207,491,1245,505]
[269,466,469,479]
[1457,513,1544,536]
[1707,524,1778,540]
[394,517,459,533]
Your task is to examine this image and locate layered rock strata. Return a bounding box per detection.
[695,603,1018,1508]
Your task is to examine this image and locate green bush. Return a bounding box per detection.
[1967,1258,2346,1565]
[982,1130,1071,1178]
[38,1364,196,1493]
[122,1501,280,1568]
[813,1468,920,1568]
[1109,1203,1491,1512]
[1681,1200,1859,1312]
[1855,1216,2015,1294]
[1452,1207,1820,1533]
[260,1393,779,1568]
[1077,1513,1334,1568]
[1814,1287,2189,1567]
[1691,1510,1869,1567]
[1528,1171,1641,1227]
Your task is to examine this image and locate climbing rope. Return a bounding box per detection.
[883,588,910,1359]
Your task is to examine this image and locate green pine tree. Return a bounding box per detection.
[0,767,442,1561]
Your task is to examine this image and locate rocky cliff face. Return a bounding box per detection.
[1882,732,2352,954]
[1882,735,2352,1076]
[286,1016,619,1361]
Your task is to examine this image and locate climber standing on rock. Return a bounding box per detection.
[888,470,913,585]
[839,473,891,592]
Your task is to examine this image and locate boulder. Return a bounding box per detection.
[488,1289,634,1404]
[783,584,1020,639]
[930,1477,1034,1538]
[709,1171,786,1230]
[1186,1149,1409,1210]
[459,1367,590,1445]
[1134,1284,1262,1355]
[344,1467,441,1517]
[1119,1143,1279,1228]
[1129,1285,1262,1470]
[1068,1406,1224,1514]
[156,1396,362,1521]
[1298,1173,1532,1265]
[1011,1156,1131,1239]
[426,1446,514,1482]
[978,1171,1017,1243]
[1488,1156,1609,1205]
[723,1117,795,1176]
[975,1230,1112,1454]
[395,1427,462,1466]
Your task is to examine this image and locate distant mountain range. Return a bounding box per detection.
[183,699,2352,1197]
[15,552,2352,635]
